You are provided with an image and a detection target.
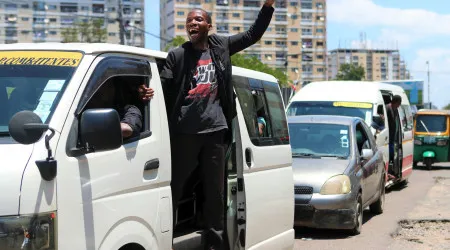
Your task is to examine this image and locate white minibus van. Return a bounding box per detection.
[286,81,413,187]
[0,43,294,250]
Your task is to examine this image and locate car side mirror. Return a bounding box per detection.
[79,109,122,153]
[361,149,373,160]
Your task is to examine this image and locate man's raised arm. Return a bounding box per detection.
[228,0,275,56]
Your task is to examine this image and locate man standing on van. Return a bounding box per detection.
[387,95,402,178]
[141,1,275,249]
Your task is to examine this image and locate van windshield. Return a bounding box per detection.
[0,51,83,135]
[287,101,373,124]
[289,122,351,159]
[415,115,447,133]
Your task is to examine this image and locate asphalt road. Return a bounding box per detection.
[294,163,450,250]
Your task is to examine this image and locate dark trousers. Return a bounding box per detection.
[171,130,226,249]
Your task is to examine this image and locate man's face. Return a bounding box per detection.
[392,101,401,110]
[185,10,211,44]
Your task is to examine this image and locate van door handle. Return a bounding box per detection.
[245,148,252,168]
[144,158,159,170]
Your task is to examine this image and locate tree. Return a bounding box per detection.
[443,103,450,110]
[61,19,107,43]
[335,63,365,81]
[164,36,186,52]
[231,53,288,86]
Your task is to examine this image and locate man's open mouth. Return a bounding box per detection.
[189,29,199,36]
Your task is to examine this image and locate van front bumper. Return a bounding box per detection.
[0,212,56,249]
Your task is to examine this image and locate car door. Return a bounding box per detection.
[362,121,384,194]
[233,76,294,249]
[355,122,378,204]
[55,54,172,250]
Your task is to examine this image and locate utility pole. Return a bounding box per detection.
[426,61,431,108]
[118,0,125,45]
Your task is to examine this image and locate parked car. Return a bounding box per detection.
[289,115,386,235]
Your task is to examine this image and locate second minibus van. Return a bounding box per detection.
[286,81,413,188]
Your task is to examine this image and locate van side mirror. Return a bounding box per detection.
[79,109,122,153]
[9,111,58,181]
[361,149,373,160]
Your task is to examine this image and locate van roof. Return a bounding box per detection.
[232,66,278,82]
[291,81,381,103]
[0,42,278,82]
[0,42,169,59]
[290,80,406,103]
[288,115,360,126]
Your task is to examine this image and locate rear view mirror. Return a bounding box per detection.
[361,149,373,160]
[80,109,122,153]
[9,111,47,144]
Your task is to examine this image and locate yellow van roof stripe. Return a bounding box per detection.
[333,102,373,109]
[0,51,83,67]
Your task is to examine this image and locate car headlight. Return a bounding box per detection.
[0,212,56,250]
[320,175,351,195]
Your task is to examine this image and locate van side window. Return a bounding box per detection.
[233,76,268,145]
[398,105,408,131]
[233,75,289,146]
[263,80,289,145]
[75,56,151,145]
[401,105,413,131]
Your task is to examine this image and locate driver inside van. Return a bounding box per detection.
[85,79,143,139]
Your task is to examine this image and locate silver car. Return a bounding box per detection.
[289,115,386,235]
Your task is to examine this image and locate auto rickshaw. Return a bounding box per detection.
[413,109,450,170]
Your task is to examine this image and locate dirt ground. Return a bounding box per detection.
[389,177,450,249]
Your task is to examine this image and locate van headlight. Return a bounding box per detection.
[0,212,56,249]
[320,175,351,195]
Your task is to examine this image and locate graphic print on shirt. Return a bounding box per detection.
[187,55,217,100]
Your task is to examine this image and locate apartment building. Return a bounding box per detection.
[327,48,412,81]
[0,0,145,47]
[160,0,328,86]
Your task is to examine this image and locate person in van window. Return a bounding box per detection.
[86,80,142,139]
[256,108,267,137]
[140,1,275,249]
[386,95,402,177]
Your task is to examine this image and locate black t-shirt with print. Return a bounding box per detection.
[175,49,228,134]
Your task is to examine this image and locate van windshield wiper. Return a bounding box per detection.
[0,131,9,137]
[292,153,321,158]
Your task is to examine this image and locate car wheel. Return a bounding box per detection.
[370,176,385,214]
[350,193,363,235]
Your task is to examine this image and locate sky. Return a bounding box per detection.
[145,0,450,108]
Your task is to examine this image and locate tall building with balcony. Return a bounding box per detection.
[160,0,327,87]
[0,0,145,47]
[327,48,412,81]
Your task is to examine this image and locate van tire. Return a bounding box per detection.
[370,176,385,215]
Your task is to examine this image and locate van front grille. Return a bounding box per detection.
[294,186,313,195]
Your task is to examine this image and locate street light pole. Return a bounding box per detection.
[426,61,431,108]
[118,0,125,45]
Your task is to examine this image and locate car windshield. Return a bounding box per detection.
[287,101,373,124]
[415,115,447,133]
[0,51,83,135]
[289,122,351,159]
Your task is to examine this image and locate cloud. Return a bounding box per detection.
[410,48,450,108]
[328,0,450,36]
[328,0,450,108]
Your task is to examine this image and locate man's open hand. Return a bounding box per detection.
[264,0,275,7]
